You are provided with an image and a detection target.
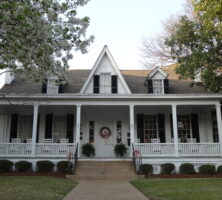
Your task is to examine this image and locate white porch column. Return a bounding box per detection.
[31,104,39,157]
[172,104,179,157]
[129,105,135,157]
[216,104,222,156]
[75,104,81,157]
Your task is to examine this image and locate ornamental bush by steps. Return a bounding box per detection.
[57,161,73,173]
[139,164,153,177]
[15,161,32,172]
[0,160,13,173]
[179,163,195,174]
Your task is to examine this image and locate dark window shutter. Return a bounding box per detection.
[58,80,64,93]
[191,113,200,142]
[93,75,100,93]
[137,114,144,143]
[58,84,63,93]
[67,114,74,143]
[45,114,53,139]
[42,79,47,93]
[111,75,118,93]
[158,114,165,143]
[36,114,40,143]
[164,79,169,94]
[10,114,18,142]
[147,79,153,93]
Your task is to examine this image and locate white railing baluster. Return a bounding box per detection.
[134,143,220,157]
[178,143,220,156]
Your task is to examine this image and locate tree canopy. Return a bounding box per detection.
[142,0,222,92]
[0,0,94,81]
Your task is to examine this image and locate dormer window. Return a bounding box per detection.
[47,79,58,94]
[147,67,169,94]
[153,79,164,94]
[147,78,169,94]
[42,78,64,94]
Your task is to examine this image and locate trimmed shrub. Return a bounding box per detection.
[0,160,13,173]
[199,164,216,174]
[179,163,195,174]
[57,161,73,173]
[36,160,54,172]
[139,164,153,176]
[15,161,32,172]
[217,165,222,174]
[161,163,175,174]
[81,143,95,157]
[114,143,127,157]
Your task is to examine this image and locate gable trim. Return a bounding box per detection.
[148,67,168,79]
[80,45,131,94]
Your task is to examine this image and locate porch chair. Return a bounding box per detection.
[11,138,22,143]
[151,138,160,143]
[187,138,197,143]
[44,138,53,143]
[59,138,69,143]
[59,139,69,155]
[26,139,32,143]
[171,138,182,143]
[151,138,161,154]
[134,138,140,143]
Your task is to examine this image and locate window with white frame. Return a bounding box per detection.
[144,115,158,142]
[177,115,191,142]
[18,115,33,141]
[100,73,111,93]
[53,115,66,142]
[153,79,163,94]
[47,78,58,94]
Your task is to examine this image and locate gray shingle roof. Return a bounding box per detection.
[0,69,211,95]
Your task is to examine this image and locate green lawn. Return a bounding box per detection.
[131,178,222,200]
[0,176,76,200]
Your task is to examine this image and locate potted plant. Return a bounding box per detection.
[114,143,127,157]
[81,143,95,157]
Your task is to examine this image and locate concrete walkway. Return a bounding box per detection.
[63,180,148,200]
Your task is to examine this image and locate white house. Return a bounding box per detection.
[0,45,221,173]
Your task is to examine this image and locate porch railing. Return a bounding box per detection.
[35,143,76,157]
[134,143,175,157]
[178,143,220,156]
[0,143,32,157]
[0,143,76,158]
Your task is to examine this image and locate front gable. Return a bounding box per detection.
[80,45,131,94]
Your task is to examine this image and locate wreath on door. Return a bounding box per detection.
[100,127,111,139]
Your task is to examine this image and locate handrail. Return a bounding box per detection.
[73,143,78,174]
[132,144,142,174]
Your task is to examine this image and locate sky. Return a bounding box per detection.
[70,0,186,70]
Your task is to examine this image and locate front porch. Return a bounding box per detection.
[0,102,221,159]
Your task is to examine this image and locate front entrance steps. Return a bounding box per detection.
[67,161,138,181]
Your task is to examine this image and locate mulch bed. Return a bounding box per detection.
[142,174,222,178]
[0,172,73,178]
